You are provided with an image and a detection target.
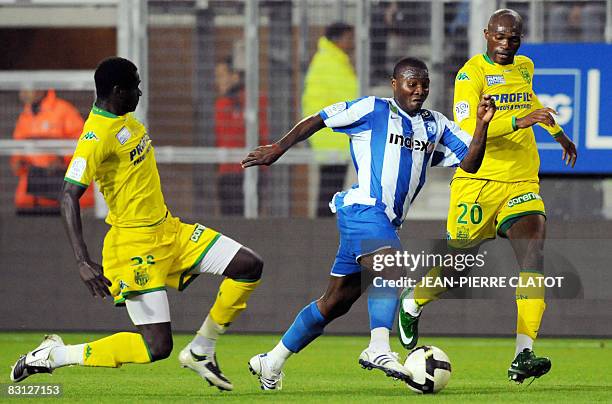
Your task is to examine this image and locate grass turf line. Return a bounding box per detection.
[1,333,611,403]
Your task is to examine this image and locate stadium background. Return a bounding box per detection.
[0,0,611,337]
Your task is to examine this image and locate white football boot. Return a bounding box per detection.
[358,347,412,381]
[178,346,233,391]
[248,353,284,390]
[10,334,64,382]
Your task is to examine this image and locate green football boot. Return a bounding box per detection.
[508,348,551,383]
[398,288,421,350]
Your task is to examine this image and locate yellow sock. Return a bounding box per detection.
[209,278,260,326]
[516,270,546,339]
[414,266,447,307]
[82,332,152,368]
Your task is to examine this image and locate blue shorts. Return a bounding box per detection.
[331,203,402,276]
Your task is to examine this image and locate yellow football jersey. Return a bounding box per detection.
[64,106,167,227]
[453,53,563,182]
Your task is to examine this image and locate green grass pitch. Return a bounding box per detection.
[1,333,611,403]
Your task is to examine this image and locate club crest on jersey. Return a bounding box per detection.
[518,66,531,84]
[389,133,433,152]
[424,121,437,135]
[134,267,149,287]
[486,75,505,86]
[456,226,470,240]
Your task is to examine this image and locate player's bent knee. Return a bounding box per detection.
[144,333,173,362]
[224,247,263,281]
[318,296,353,320]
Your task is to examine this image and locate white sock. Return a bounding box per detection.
[515,333,534,357]
[190,315,226,357]
[402,289,422,317]
[49,344,85,368]
[368,327,391,352]
[267,341,293,372]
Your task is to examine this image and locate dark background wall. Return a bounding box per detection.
[1,215,610,337]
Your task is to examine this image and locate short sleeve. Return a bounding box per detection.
[431,114,472,167]
[319,96,376,136]
[64,128,113,188]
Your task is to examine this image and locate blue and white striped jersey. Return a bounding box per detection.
[319,96,472,227]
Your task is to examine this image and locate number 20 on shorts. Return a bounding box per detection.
[457,202,483,225]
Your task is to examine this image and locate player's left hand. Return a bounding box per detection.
[241,144,284,168]
[476,94,496,124]
[555,133,577,168]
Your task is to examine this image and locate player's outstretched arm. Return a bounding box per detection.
[241,114,325,168]
[459,95,496,173]
[60,182,112,298]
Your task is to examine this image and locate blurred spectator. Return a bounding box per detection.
[214,56,269,216]
[11,89,93,215]
[302,22,358,217]
[548,2,606,42]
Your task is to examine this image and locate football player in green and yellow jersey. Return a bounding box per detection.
[11,57,264,391]
[399,9,577,384]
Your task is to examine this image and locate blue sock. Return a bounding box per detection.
[281,301,329,353]
[368,285,398,330]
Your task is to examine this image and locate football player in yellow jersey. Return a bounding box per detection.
[398,9,577,383]
[10,57,263,391]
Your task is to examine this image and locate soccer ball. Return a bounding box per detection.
[403,345,452,394]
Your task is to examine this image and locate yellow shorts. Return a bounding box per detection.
[446,178,546,248]
[103,213,239,305]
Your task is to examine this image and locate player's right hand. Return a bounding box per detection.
[241,143,284,168]
[515,107,557,129]
[78,260,112,298]
[476,94,496,123]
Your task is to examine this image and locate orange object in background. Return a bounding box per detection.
[11,89,94,214]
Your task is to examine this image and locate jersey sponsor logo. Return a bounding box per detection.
[454,101,470,122]
[129,134,152,166]
[486,74,506,86]
[507,192,542,207]
[81,131,98,141]
[190,223,206,243]
[323,102,346,117]
[490,92,533,111]
[119,280,130,290]
[116,127,131,145]
[66,157,87,182]
[456,72,470,81]
[389,133,433,152]
[518,66,531,84]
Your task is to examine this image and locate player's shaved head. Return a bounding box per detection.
[392,57,428,80]
[488,9,523,34]
[95,57,138,99]
[94,56,141,115]
[484,9,523,65]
